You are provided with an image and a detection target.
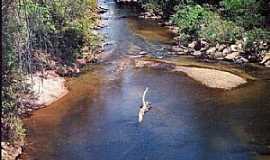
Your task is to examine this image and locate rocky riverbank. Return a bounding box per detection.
[136,9,270,67]
[168,37,270,67]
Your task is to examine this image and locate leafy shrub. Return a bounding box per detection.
[142,2,162,14]
[58,28,85,65]
[171,4,243,44]
[220,0,265,29]
[220,0,257,10]
[199,14,243,44]
[171,5,210,35]
[243,28,270,53]
[2,115,26,143]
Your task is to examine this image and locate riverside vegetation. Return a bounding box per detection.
[137,0,270,66]
[2,0,104,159]
[2,0,270,159]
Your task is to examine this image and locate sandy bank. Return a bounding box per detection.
[134,58,247,90]
[26,71,68,107]
[1,71,68,160]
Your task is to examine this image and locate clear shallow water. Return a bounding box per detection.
[22,1,270,160]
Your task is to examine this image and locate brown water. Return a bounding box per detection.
[22,0,270,160]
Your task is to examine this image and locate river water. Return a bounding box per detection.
[22,0,270,160]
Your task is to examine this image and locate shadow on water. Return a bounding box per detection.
[22,0,270,160]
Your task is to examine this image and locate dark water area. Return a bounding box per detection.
[22,0,270,160]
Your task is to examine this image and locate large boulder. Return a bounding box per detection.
[191,51,202,57]
[217,44,226,52]
[230,43,243,52]
[206,47,216,55]
[188,41,201,50]
[225,52,240,61]
[260,53,270,64]
[222,47,232,55]
[213,52,225,60]
[264,60,270,67]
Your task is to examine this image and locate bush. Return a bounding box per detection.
[199,14,243,44]
[244,28,270,53]
[171,5,210,35]
[57,28,85,65]
[2,115,26,143]
[142,2,162,14]
[220,0,266,29]
[171,4,243,44]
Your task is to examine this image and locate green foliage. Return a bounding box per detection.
[171,4,243,44]
[171,5,210,34]
[142,2,162,14]
[2,0,98,144]
[220,0,266,29]
[139,0,186,17]
[2,115,26,143]
[220,0,257,10]
[243,28,270,53]
[199,14,243,43]
[58,28,85,64]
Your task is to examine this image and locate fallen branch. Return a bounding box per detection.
[138,87,151,123]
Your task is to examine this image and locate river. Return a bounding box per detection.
[21,0,270,160]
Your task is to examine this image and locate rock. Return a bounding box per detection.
[164,21,172,26]
[200,39,208,46]
[168,26,179,34]
[76,58,86,66]
[225,52,240,61]
[188,41,201,50]
[247,55,259,62]
[200,47,209,52]
[213,52,225,60]
[138,15,144,18]
[139,51,147,55]
[230,44,242,52]
[206,47,216,55]
[1,142,23,160]
[217,44,226,52]
[260,53,270,64]
[191,51,202,56]
[223,47,232,55]
[183,49,190,53]
[234,56,249,64]
[176,52,186,55]
[264,60,270,67]
[173,36,181,41]
[56,66,68,77]
[171,46,183,52]
[97,7,108,14]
